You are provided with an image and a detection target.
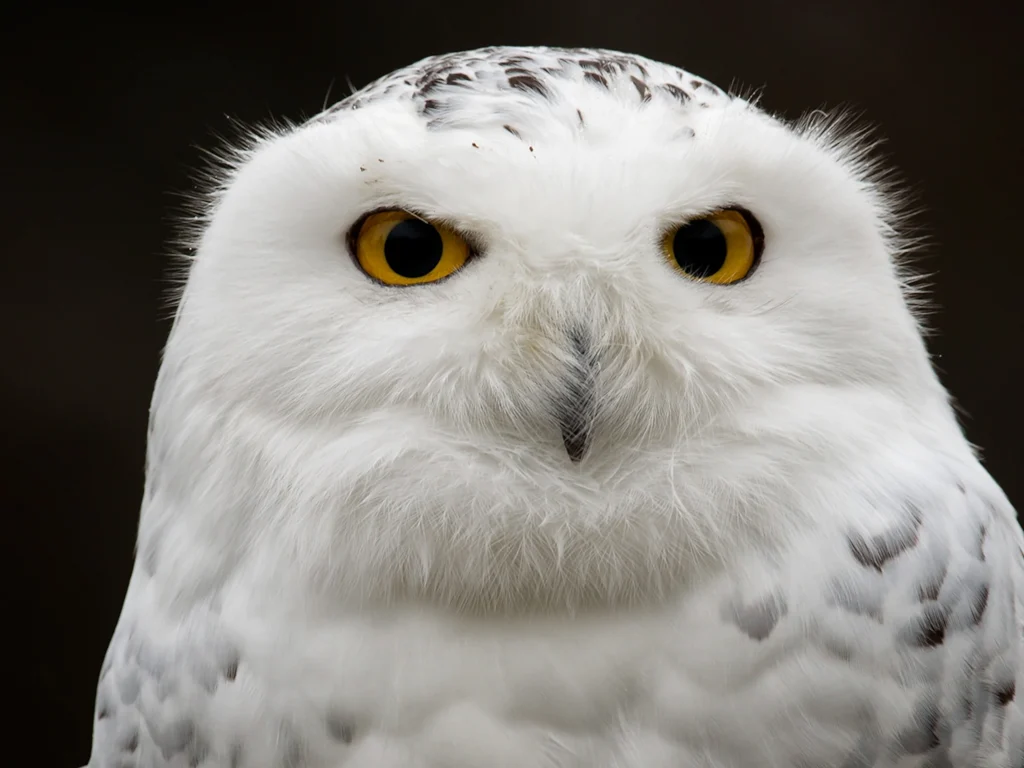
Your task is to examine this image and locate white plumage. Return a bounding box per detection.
[87,46,1023,767]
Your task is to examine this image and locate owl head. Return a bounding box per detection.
[141,47,954,613]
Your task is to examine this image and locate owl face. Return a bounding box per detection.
[152,48,945,610]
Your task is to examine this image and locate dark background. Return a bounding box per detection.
[5,2,1021,764]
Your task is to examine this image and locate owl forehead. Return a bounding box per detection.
[316,46,733,133]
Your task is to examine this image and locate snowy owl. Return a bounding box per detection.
[86,46,1023,768]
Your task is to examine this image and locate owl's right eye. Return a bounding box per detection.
[350,210,471,286]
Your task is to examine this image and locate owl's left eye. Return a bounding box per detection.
[662,208,763,285]
[351,210,471,286]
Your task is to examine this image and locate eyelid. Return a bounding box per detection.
[346,208,484,260]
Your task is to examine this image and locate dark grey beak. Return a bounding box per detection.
[557,330,595,463]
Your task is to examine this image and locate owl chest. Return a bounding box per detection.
[234,601,895,768]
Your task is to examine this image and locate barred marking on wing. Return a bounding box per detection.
[820,476,1022,766]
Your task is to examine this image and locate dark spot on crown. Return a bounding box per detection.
[503,124,522,139]
[421,99,441,115]
[584,71,609,88]
[446,72,471,85]
[661,83,691,103]
[576,108,585,127]
[417,62,456,83]
[631,75,651,102]
[416,76,445,96]
[508,74,549,97]
[499,55,535,67]
[691,79,721,94]
[579,58,617,75]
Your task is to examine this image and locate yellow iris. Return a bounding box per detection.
[353,210,471,286]
[662,209,761,285]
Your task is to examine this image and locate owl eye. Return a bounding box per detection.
[351,210,471,286]
[662,209,763,285]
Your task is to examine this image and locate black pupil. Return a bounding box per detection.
[672,220,727,278]
[383,219,444,278]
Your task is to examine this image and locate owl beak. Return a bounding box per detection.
[557,330,594,463]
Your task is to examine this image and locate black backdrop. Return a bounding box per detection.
[5,2,1022,763]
